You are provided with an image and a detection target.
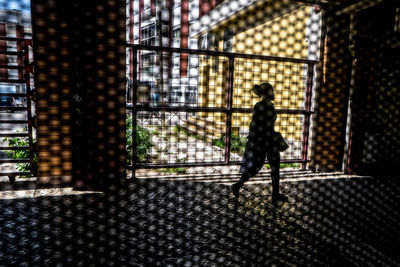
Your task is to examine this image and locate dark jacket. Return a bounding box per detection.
[247,100,276,145]
[239,99,277,176]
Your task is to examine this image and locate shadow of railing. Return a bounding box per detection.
[1,174,399,265]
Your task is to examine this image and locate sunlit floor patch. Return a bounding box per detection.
[0,187,102,200]
[134,169,373,185]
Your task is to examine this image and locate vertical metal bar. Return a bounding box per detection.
[167,0,173,80]
[129,0,134,82]
[309,8,327,172]
[301,63,314,169]
[150,0,156,16]
[16,26,24,80]
[131,48,138,179]
[180,0,189,78]
[0,24,8,80]
[343,13,356,174]
[24,39,35,175]
[224,56,234,163]
[138,0,143,81]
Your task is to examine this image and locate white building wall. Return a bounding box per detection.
[305,8,322,61]
[128,0,202,104]
[133,0,139,12]
[188,0,199,22]
[0,9,31,93]
[172,6,181,27]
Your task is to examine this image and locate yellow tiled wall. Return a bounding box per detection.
[198,6,312,143]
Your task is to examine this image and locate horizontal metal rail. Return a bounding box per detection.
[128,44,319,65]
[129,105,315,115]
[0,65,25,70]
[0,79,26,83]
[129,159,309,169]
[129,45,316,175]
[0,107,28,112]
[0,146,30,150]
[0,172,31,176]
[0,159,30,163]
[0,93,28,97]
[0,120,29,124]
[0,36,26,42]
[0,34,35,180]
[0,133,29,137]
[0,51,24,56]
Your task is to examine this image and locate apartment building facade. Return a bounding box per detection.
[0,9,31,94]
[127,0,223,105]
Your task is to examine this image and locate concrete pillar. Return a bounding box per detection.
[310,12,352,172]
[31,0,127,189]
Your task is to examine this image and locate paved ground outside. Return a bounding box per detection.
[0,172,399,266]
[135,112,303,166]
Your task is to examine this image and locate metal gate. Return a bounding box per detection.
[127,44,316,175]
[0,33,35,182]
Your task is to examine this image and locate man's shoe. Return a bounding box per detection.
[272,193,288,203]
[231,183,240,199]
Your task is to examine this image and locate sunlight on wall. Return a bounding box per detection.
[197,6,312,143]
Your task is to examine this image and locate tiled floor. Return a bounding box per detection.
[0,172,399,266]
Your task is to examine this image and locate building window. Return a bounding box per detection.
[199,33,212,50]
[173,28,180,38]
[141,53,155,75]
[162,25,169,37]
[199,33,217,50]
[8,57,17,64]
[185,86,197,104]
[172,28,180,48]
[141,24,156,45]
[141,54,154,66]
[223,29,233,52]
[170,87,183,103]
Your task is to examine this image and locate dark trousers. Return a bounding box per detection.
[239,149,281,194]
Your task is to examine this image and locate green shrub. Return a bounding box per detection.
[161,157,187,174]
[212,134,247,154]
[265,163,301,169]
[2,134,37,173]
[152,129,161,136]
[126,115,154,162]
[162,166,187,174]
[174,125,202,140]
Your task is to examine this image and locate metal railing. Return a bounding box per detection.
[127,44,316,175]
[0,35,35,182]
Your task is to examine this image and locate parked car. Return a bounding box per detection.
[14,97,24,107]
[0,96,15,112]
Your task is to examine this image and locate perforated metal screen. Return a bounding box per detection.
[1,0,400,266]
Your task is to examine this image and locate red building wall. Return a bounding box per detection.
[0,24,8,80]
[199,0,224,18]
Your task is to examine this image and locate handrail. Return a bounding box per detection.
[0,36,27,42]
[127,105,314,114]
[0,35,35,180]
[0,65,25,69]
[128,44,319,65]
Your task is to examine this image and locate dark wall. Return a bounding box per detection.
[31,1,74,184]
[347,1,400,175]
[31,0,127,189]
[311,1,400,175]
